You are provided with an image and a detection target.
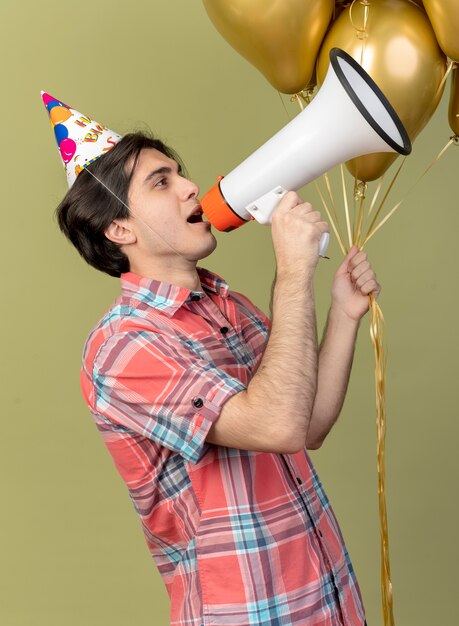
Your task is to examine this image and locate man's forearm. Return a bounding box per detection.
[207,194,329,455]
[253,269,319,440]
[208,270,320,454]
[305,307,360,449]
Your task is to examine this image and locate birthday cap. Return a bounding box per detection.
[41,91,122,187]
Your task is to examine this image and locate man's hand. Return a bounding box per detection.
[271,192,329,276]
[331,246,381,322]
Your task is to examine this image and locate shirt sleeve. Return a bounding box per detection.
[90,330,246,464]
[230,290,272,331]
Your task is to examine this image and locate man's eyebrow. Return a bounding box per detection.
[143,163,182,185]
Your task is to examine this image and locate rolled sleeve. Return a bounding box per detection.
[92,330,246,463]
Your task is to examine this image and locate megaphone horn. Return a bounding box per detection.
[201,48,411,257]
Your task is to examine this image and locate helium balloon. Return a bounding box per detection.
[317,0,447,181]
[449,64,459,136]
[423,0,459,61]
[203,0,334,93]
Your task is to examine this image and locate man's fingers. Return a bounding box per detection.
[303,210,323,223]
[351,260,371,282]
[353,267,381,296]
[359,278,381,297]
[335,246,359,275]
[354,268,376,289]
[275,193,318,217]
[348,250,368,270]
[273,198,328,233]
[275,191,304,213]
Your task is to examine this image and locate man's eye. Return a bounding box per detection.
[156,177,167,187]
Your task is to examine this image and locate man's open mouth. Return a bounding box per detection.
[187,207,205,223]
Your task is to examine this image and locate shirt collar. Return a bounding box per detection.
[120,267,230,317]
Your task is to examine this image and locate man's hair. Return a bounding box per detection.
[56,131,184,277]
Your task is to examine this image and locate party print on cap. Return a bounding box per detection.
[41,91,122,187]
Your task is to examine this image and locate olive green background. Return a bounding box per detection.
[1,1,458,625]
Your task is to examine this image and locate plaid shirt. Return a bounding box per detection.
[81,268,366,626]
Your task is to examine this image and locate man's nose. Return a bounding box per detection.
[182,177,200,200]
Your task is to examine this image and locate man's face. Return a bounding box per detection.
[125,148,217,267]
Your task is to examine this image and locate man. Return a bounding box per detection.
[44,93,378,625]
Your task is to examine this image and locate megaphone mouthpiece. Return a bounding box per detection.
[201,178,247,232]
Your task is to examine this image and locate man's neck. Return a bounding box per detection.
[128,260,202,292]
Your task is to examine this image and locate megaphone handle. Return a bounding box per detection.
[245,186,330,258]
[319,232,330,258]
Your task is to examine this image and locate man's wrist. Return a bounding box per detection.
[328,304,362,329]
[275,263,315,286]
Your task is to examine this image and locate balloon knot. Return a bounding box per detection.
[353,179,368,200]
[290,93,305,111]
[301,88,315,104]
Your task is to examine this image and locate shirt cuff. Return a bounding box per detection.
[183,378,246,464]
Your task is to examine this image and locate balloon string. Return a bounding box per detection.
[354,182,367,248]
[290,93,305,111]
[362,137,456,246]
[368,292,394,626]
[324,171,344,235]
[361,158,407,248]
[277,91,293,123]
[360,1,370,65]
[314,166,395,626]
[314,180,348,255]
[360,133,455,625]
[349,0,371,56]
[356,132,455,626]
[367,174,385,217]
[433,60,455,106]
[340,164,353,249]
[349,0,370,35]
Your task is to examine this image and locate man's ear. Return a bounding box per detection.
[105,219,137,245]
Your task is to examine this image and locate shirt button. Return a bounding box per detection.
[192,397,204,409]
[220,326,229,335]
[318,529,323,537]
[296,476,303,485]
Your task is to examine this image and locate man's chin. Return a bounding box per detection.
[195,235,218,261]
